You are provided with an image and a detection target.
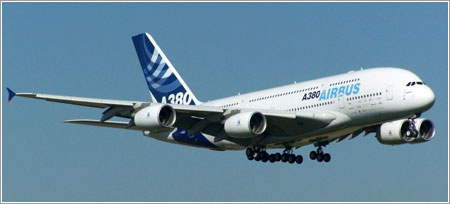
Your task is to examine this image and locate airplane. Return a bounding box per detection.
[6,33,436,164]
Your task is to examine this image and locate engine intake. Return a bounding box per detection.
[134,104,176,130]
[411,118,435,143]
[224,111,267,138]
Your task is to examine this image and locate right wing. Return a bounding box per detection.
[9,88,340,143]
[13,92,142,108]
[64,119,144,130]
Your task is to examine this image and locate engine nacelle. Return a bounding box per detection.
[410,118,435,143]
[134,104,176,131]
[224,111,267,138]
[376,118,435,145]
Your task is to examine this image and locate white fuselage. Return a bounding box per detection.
[148,67,435,150]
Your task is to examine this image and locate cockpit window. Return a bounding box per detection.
[407,81,426,86]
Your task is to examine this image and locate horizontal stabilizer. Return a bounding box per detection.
[64,119,143,130]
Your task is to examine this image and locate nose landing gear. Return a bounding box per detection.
[406,117,419,139]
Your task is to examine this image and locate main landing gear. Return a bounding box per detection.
[309,146,331,163]
[245,147,303,164]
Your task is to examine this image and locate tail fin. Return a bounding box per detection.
[132,33,200,105]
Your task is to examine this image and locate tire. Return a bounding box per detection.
[247,155,254,160]
[254,151,261,160]
[316,153,323,162]
[261,151,269,163]
[295,155,303,164]
[261,154,269,163]
[323,153,331,162]
[281,153,288,162]
[309,151,317,160]
[246,148,253,157]
[269,154,276,163]
[275,153,281,161]
[288,154,296,164]
[255,152,261,161]
[263,151,269,158]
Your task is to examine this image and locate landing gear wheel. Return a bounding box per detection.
[269,154,276,163]
[323,153,331,162]
[295,155,303,164]
[247,155,254,160]
[316,153,324,162]
[261,152,269,163]
[254,151,262,161]
[288,154,296,164]
[246,148,253,157]
[281,153,288,162]
[309,151,317,160]
[275,153,281,161]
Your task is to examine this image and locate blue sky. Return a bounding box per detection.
[2,2,448,202]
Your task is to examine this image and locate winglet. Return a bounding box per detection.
[6,87,16,103]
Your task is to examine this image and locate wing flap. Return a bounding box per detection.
[171,104,224,117]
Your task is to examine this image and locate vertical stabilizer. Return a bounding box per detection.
[132,33,200,105]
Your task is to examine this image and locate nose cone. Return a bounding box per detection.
[421,86,435,111]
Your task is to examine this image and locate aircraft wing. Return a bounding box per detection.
[8,89,337,139]
[12,92,141,108]
[9,90,225,120]
[64,119,144,130]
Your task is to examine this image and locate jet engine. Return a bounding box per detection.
[410,118,436,143]
[224,111,267,138]
[134,104,176,131]
[376,118,435,145]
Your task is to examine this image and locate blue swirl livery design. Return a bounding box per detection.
[132,33,200,105]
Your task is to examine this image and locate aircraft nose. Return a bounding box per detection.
[421,86,435,110]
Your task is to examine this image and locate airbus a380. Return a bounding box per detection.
[7,33,436,164]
